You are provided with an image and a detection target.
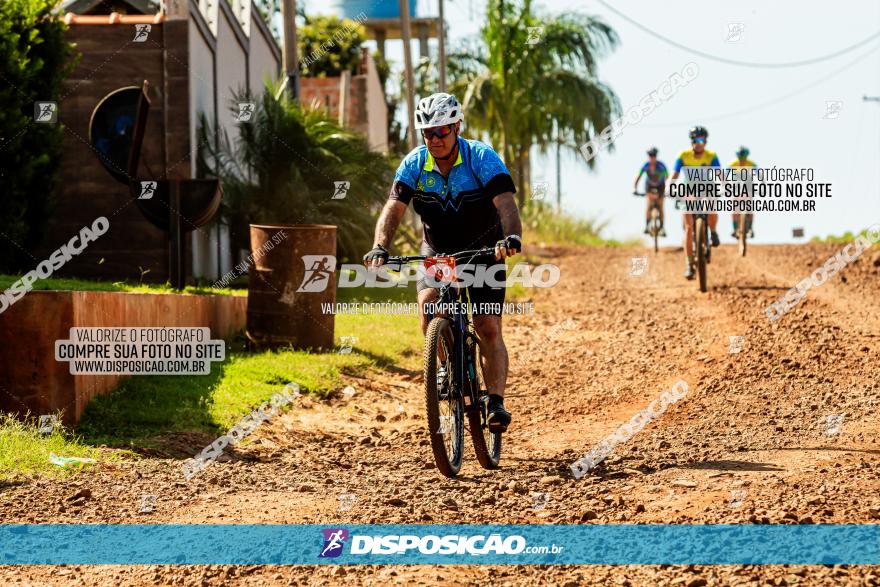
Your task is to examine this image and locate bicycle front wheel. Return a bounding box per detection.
[424,317,464,477]
[696,217,708,293]
[651,209,661,253]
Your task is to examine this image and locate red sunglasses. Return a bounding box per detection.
[422,125,454,140]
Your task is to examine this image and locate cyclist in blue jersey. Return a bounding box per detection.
[364,93,521,432]
[633,147,668,236]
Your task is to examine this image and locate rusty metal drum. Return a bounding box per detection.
[246,224,336,350]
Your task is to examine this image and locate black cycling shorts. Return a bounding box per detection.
[647,184,666,197]
[416,242,506,316]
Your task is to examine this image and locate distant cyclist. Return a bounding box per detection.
[730,146,757,238]
[633,147,668,236]
[670,126,721,280]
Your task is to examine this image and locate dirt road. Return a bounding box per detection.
[2,242,880,586]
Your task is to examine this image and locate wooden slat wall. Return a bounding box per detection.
[36,22,188,283]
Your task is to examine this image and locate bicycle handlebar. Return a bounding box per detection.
[383,246,498,266]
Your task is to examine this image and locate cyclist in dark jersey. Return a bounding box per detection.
[364,93,521,432]
[633,147,668,236]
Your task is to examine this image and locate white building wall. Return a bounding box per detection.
[188,15,220,280]
[364,52,388,153]
[216,7,248,138]
[189,0,280,282]
[248,14,279,95]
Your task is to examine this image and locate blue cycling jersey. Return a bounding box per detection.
[389,136,516,252]
[639,161,668,188]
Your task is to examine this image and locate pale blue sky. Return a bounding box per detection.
[306,0,880,243]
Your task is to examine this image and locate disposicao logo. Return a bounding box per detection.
[319,528,349,558]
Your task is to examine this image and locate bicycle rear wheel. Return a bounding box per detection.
[651,209,661,253]
[695,217,708,293]
[466,337,501,469]
[424,317,464,477]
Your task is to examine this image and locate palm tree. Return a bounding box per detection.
[198,83,394,262]
[447,0,621,207]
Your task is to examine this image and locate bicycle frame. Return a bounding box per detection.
[383,247,496,412]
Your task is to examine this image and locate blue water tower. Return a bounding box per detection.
[323,0,418,20]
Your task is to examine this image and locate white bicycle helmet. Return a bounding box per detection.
[414,92,464,129]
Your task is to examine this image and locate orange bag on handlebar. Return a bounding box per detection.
[423,256,458,283]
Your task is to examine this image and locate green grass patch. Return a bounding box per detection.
[75,287,422,448]
[0,274,244,296]
[522,201,636,247]
[0,413,125,481]
[810,227,878,244]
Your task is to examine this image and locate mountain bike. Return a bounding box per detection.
[383,247,501,478]
[676,199,711,292]
[733,214,749,257]
[634,189,664,253]
[693,212,712,292]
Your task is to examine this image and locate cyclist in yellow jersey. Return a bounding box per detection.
[730,146,757,238]
[670,126,721,280]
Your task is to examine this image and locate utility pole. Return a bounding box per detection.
[280,0,299,100]
[400,0,417,149]
[556,129,562,210]
[438,0,447,92]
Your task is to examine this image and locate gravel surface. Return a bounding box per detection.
[2,242,879,586]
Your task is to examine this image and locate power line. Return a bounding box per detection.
[642,44,880,128]
[596,0,880,69]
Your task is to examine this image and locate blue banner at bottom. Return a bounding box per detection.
[0,524,877,565]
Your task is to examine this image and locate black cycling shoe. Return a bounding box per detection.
[486,394,511,432]
[711,231,720,247]
[684,260,695,280]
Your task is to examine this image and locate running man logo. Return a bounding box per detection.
[332,181,350,200]
[531,492,550,511]
[728,335,745,354]
[34,102,57,124]
[726,23,744,42]
[531,181,548,201]
[729,489,747,509]
[437,415,454,435]
[824,414,844,436]
[237,103,255,122]
[526,26,544,46]
[319,528,349,558]
[296,255,337,293]
[38,415,59,434]
[133,24,151,42]
[630,257,648,277]
[139,181,157,200]
[338,336,357,355]
[337,493,356,512]
[823,100,842,120]
[139,494,157,513]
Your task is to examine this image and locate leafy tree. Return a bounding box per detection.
[298,15,366,78]
[447,0,621,207]
[0,0,78,272]
[198,83,395,262]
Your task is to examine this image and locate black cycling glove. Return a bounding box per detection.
[363,244,389,264]
[496,234,522,254]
